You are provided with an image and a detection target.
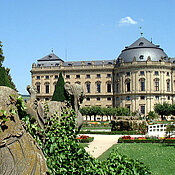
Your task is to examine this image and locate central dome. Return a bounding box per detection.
[118,37,168,63]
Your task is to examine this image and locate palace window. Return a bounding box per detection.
[125,79,131,92]
[126,72,130,76]
[107,97,111,101]
[140,78,145,91]
[36,76,40,80]
[97,82,101,93]
[107,74,111,78]
[126,96,130,101]
[66,75,70,79]
[140,71,144,75]
[107,83,112,93]
[140,96,145,100]
[86,74,90,78]
[45,75,49,79]
[155,71,159,76]
[97,74,101,78]
[97,97,100,101]
[167,80,170,92]
[155,78,159,91]
[86,82,91,93]
[155,96,159,100]
[45,83,50,94]
[140,105,145,114]
[86,97,90,101]
[139,55,144,60]
[76,75,80,79]
[54,75,58,79]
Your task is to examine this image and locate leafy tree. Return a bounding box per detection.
[0,41,16,90]
[146,111,159,121]
[154,103,172,120]
[116,107,130,116]
[91,106,101,121]
[166,124,175,138]
[52,72,67,102]
[171,104,175,116]
[80,107,89,120]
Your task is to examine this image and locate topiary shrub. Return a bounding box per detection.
[52,72,68,102]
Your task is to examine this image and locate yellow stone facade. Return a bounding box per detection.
[31,36,175,116]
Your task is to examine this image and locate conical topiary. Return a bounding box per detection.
[52,72,66,102]
[0,67,14,89]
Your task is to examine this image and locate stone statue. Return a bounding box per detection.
[64,83,85,130]
[26,83,85,131]
[0,86,47,175]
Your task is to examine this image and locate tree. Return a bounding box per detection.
[154,103,171,120]
[91,106,101,121]
[146,111,159,121]
[116,107,130,116]
[166,124,175,138]
[52,72,67,102]
[0,41,16,90]
[80,107,89,120]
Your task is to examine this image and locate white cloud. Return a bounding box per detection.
[119,16,138,26]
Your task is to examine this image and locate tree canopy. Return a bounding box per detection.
[0,41,16,90]
[154,103,172,120]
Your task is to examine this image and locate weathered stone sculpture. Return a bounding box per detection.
[0,86,47,175]
[64,83,85,130]
[26,83,85,131]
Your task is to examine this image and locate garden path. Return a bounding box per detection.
[84,134,120,158]
[84,134,145,158]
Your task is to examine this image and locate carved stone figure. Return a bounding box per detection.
[64,83,85,130]
[0,86,47,175]
[26,83,85,131]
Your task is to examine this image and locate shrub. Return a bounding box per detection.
[16,96,150,174]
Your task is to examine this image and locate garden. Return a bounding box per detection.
[98,143,175,175]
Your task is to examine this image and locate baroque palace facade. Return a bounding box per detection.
[31,36,175,116]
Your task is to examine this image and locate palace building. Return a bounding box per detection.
[31,36,175,116]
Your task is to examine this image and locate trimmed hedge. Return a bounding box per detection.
[77,137,94,143]
[118,138,175,143]
[80,130,138,135]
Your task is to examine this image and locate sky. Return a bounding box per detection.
[0,0,175,94]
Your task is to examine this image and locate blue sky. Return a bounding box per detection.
[0,0,175,94]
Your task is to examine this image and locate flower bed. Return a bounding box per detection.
[118,136,175,143]
[77,135,94,143]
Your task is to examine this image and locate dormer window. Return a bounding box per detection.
[139,55,144,60]
[139,42,144,46]
[68,63,72,66]
[88,62,92,65]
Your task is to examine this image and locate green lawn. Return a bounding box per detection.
[98,143,175,175]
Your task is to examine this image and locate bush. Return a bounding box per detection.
[16,97,150,174]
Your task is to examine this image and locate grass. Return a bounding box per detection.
[98,143,175,175]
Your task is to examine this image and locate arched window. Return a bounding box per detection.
[75,81,81,85]
[96,81,101,93]
[44,82,50,94]
[140,78,145,91]
[154,78,159,91]
[35,82,40,94]
[167,79,170,92]
[85,81,91,93]
[125,79,130,92]
[106,81,112,93]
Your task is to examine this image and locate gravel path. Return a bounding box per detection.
[84,134,145,158]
